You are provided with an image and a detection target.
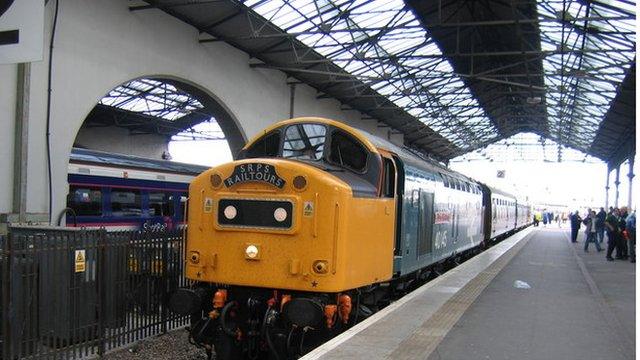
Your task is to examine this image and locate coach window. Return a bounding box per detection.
[68,186,102,216]
[149,192,175,217]
[283,124,326,160]
[245,131,281,158]
[328,130,368,173]
[111,189,142,217]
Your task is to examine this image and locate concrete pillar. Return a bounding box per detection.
[628,156,635,209]
[605,167,610,209]
[614,166,620,208]
[12,63,30,222]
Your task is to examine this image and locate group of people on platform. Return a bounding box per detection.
[569,207,636,263]
[532,210,567,227]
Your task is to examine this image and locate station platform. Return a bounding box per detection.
[303,227,636,360]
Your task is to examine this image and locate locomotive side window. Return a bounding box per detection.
[69,186,102,216]
[245,131,281,158]
[111,189,142,216]
[382,157,395,197]
[328,130,367,172]
[283,124,326,160]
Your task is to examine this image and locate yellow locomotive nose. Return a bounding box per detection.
[184,157,394,293]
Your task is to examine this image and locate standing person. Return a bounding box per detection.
[596,207,606,244]
[542,209,548,226]
[626,210,636,263]
[569,210,582,243]
[582,210,602,252]
[618,207,629,259]
[605,208,620,261]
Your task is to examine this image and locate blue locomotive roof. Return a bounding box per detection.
[70,147,209,176]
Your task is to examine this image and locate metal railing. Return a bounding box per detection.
[0,226,191,359]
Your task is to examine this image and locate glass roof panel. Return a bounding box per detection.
[537,0,635,151]
[245,0,499,149]
[99,78,204,122]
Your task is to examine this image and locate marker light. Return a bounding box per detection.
[224,205,237,220]
[274,207,288,222]
[245,245,259,259]
[293,175,307,190]
[210,174,222,188]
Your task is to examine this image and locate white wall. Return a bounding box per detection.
[0,0,403,222]
[74,127,169,159]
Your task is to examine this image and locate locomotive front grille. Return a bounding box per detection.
[217,198,294,229]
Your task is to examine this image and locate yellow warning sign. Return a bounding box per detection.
[204,198,213,213]
[75,250,86,273]
[303,201,314,217]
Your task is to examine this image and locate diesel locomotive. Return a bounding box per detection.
[169,118,530,359]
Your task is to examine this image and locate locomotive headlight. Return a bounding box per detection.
[224,205,237,220]
[274,207,288,222]
[245,245,259,259]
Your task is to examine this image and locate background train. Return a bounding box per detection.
[169,117,531,359]
[65,147,207,229]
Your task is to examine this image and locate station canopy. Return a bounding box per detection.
[139,0,635,167]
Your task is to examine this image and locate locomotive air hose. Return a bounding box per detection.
[263,308,282,360]
[220,301,239,337]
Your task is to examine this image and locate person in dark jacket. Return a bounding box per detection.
[605,208,620,261]
[626,211,636,263]
[569,211,582,243]
[618,207,629,259]
[596,207,606,244]
[582,210,602,252]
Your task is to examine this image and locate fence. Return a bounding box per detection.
[0,226,191,359]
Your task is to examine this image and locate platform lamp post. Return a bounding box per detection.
[628,156,634,209]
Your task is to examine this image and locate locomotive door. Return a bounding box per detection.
[417,191,435,257]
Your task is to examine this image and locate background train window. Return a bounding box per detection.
[245,131,280,158]
[441,174,449,188]
[111,189,142,216]
[149,192,175,217]
[283,124,326,160]
[68,186,102,216]
[328,130,367,172]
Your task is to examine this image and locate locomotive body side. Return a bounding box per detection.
[391,160,484,276]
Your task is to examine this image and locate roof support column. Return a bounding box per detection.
[605,166,611,210]
[12,63,30,223]
[614,166,621,208]
[627,156,634,209]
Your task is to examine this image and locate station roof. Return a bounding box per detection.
[136,0,635,166]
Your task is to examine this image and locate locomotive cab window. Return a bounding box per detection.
[245,131,281,158]
[328,130,368,173]
[283,124,326,160]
